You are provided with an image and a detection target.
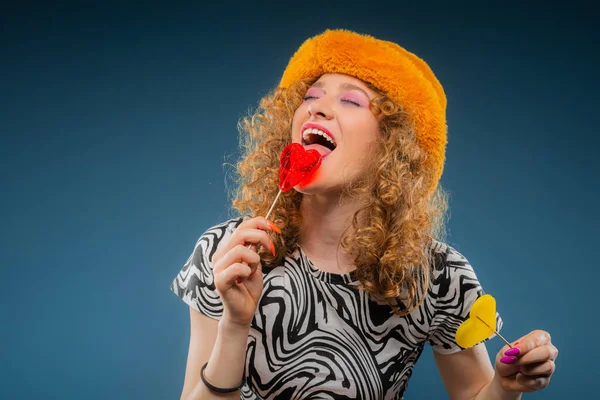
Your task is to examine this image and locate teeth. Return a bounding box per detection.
[302,128,335,146]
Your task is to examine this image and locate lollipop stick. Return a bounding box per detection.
[476,316,512,348]
[265,189,283,220]
[245,189,283,252]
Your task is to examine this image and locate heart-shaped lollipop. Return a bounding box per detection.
[455,294,498,348]
[279,143,322,191]
[238,143,323,285]
[262,143,323,221]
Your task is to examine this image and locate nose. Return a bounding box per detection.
[307,95,334,119]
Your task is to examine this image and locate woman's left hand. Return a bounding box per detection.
[493,329,558,393]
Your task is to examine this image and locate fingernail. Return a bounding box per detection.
[268,221,282,233]
[500,356,516,364]
[269,241,276,256]
[236,278,242,284]
[505,348,520,357]
[516,365,521,372]
[248,272,254,279]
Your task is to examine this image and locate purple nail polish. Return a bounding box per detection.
[500,356,516,364]
[505,347,520,357]
[516,365,521,372]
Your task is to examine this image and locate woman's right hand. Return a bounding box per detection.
[211,217,280,327]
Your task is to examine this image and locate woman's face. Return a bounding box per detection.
[291,73,380,196]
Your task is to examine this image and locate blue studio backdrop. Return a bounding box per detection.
[1,2,598,399]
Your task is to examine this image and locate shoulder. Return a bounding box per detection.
[425,240,502,354]
[169,217,246,318]
[428,239,482,297]
[185,217,246,265]
[202,217,245,239]
[197,217,245,246]
[429,239,476,274]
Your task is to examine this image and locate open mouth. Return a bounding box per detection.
[302,128,337,152]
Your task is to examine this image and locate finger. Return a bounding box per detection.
[213,228,273,268]
[496,341,523,377]
[519,360,555,376]
[237,256,265,283]
[213,244,261,275]
[496,355,520,377]
[499,341,520,357]
[518,344,559,365]
[237,217,281,234]
[515,330,552,357]
[516,372,551,391]
[231,228,276,252]
[212,219,280,262]
[245,262,263,284]
[231,262,264,289]
[214,262,253,288]
[496,377,534,393]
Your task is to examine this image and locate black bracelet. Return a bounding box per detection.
[200,362,244,393]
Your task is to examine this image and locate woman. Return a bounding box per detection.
[170,29,558,399]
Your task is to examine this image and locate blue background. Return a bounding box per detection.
[1,2,598,399]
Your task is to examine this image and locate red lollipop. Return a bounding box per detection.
[238,143,323,284]
[263,143,323,220]
[279,143,322,191]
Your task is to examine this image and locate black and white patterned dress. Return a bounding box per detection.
[170,218,501,399]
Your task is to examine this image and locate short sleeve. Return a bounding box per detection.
[427,242,503,354]
[169,218,243,320]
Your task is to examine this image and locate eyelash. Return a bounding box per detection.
[302,95,362,107]
[342,99,361,107]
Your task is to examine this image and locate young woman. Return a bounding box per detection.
[170,29,558,399]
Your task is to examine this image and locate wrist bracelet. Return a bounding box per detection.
[200,362,244,393]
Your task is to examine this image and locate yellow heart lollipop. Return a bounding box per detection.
[456,294,502,348]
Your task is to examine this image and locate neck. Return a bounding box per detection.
[298,193,364,273]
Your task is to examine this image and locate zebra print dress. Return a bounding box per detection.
[170,218,502,399]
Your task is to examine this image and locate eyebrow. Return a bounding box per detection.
[312,81,371,99]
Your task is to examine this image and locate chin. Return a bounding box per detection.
[293,180,343,197]
[293,183,321,195]
[291,166,323,193]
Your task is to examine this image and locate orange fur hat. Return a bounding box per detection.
[279,29,447,194]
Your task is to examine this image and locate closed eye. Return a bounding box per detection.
[303,95,318,101]
[342,99,361,106]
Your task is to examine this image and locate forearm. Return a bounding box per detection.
[185,318,249,400]
[473,375,522,400]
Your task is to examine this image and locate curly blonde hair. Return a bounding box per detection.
[231,78,449,315]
